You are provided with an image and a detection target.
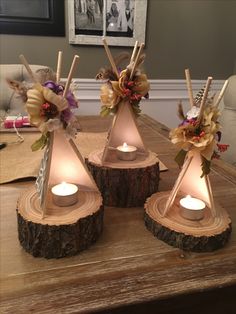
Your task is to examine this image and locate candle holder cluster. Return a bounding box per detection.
[144,70,232,252]
[17,53,103,258]
[86,40,162,207]
[15,45,232,258]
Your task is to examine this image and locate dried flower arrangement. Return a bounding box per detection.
[170,72,229,177]
[96,40,150,117]
[7,67,56,103]
[20,53,80,151]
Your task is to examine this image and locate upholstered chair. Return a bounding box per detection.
[0,64,54,116]
[219,75,236,166]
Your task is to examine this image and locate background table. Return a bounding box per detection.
[1,115,236,314]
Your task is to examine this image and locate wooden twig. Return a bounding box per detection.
[102,38,119,79]
[130,40,139,63]
[214,80,229,108]
[63,55,80,98]
[197,76,213,122]
[205,175,217,218]
[185,68,195,108]
[19,54,37,83]
[41,132,54,218]
[162,154,193,217]
[130,43,145,80]
[56,51,63,84]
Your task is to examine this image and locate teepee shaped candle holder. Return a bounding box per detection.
[16,54,103,258]
[145,72,231,252]
[86,39,165,207]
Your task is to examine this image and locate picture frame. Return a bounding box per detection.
[0,0,65,36]
[68,0,148,46]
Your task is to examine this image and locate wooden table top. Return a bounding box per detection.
[1,115,236,314]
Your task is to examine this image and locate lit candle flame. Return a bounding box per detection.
[180,195,205,210]
[52,182,78,196]
[61,181,68,192]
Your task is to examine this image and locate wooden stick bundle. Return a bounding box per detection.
[63,55,80,98]
[102,38,119,78]
[130,40,139,63]
[197,76,213,122]
[215,80,229,108]
[185,68,195,108]
[162,154,193,217]
[130,43,145,80]
[56,51,63,84]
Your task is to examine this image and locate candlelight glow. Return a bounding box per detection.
[51,182,78,196]
[180,195,206,211]
[116,143,137,161]
[118,142,137,152]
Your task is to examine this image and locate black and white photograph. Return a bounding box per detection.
[68,0,147,46]
[106,0,135,37]
[74,0,104,35]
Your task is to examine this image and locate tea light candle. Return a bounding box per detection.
[51,182,78,207]
[180,195,206,220]
[116,142,137,161]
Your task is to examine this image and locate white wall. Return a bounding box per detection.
[71,79,225,128]
[72,78,236,166]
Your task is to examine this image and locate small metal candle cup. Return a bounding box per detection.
[180,195,206,221]
[51,182,78,207]
[116,142,137,161]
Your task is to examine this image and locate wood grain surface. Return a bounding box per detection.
[145,191,231,252]
[17,187,103,258]
[1,115,236,314]
[86,150,160,207]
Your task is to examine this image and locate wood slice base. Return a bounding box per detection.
[144,191,232,252]
[17,186,104,258]
[86,150,160,207]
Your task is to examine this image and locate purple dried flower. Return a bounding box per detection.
[179,119,189,127]
[43,81,64,94]
[66,91,78,109]
[43,81,78,126]
[61,108,73,124]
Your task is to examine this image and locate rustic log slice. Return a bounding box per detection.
[144,191,232,252]
[17,186,103,258]
[86,149,160,207]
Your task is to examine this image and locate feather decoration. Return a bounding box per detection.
[136,53,146,68]
[177,100,185,120]
[35,68,56,84]
[114,52,130,67]
[6,78,28,102]
[96,52,146,81]
[96,67,117,81]
[127,54,146,77]
[205,95,214,107]
[96,52,130,81]
[194,88,205,105]
[195,84,211,106]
